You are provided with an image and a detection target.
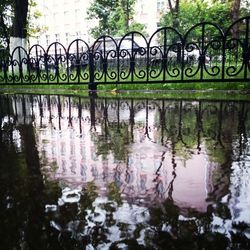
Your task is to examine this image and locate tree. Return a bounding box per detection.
[230,0,241,38]
[0,0,12,49]
[0,14,9,49]
[7,0,28,73]
[1,1,45,47]
[166,0,180,30]
[0,0,29,54]
[162,0,230,34]
[26,0,48,43]
[1,0,46,72]
[87,0,146,38]
[161,0,250,35]
[11,0,29,39]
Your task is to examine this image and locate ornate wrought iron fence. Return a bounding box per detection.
[0,16,250,89]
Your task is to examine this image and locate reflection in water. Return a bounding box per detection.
[0,94,250,249]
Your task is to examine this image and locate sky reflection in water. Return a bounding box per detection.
[0,94,250,249]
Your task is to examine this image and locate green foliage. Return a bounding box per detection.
[87,0,146,38]
[0,0,45,42]
[95,125,130,162]
[0,0,13,12]
[0,0,12,47]
[27,0,47,38]
[107,182,122,205]
[161,0,250,34]
[79,182,98,209]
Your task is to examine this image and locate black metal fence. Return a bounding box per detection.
[0,16,250,89]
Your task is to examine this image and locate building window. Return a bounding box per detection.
[55,34,60,42]
[140,2,145,14]
[46,35,50,47]
[157,1,161,12]
[75,9,81,21]
[53,1,59,8]
[64,11,69,20]
[76,31,81,38]
[65,32,69,45]
[53,13,60,24]
[157,1,165,12]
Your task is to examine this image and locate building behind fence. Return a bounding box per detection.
[0,16,250,90]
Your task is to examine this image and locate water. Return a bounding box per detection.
[0,94,250,249]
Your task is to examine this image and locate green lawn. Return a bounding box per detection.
[0,81,249,101]
[0,62,249,101]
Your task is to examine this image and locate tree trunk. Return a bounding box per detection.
[173,0,180,30]
[231,0,241,39]
[125,0,129,31]
[167,0,181,62]
[10,0,29,73]
[12,0,29,38]
[0,13,10,51]
[167,0,180,29]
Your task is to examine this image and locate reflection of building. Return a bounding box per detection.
[15,95,221,213]
[5,95,234,213]
[7,95,248,214]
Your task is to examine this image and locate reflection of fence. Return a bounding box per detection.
[0,17,250,89]
[1,94,249,154]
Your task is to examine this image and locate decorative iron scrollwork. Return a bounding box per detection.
[0,17,249,87]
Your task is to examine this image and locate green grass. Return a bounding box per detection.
[97,81,250,91]
[0,81,249,101]
[1,64,249,101]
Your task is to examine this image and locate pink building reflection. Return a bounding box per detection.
[29,97,224,214]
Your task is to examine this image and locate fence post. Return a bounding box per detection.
[88,51,97,91]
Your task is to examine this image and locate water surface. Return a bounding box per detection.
[0,94,250,249]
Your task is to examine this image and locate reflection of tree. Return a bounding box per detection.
[203,102,238,164]
[0,120,49,249]
[237,102,249,159]
[95,123,130,162]
[158,100,247,167]
[145,194,249,249]
[163,101,198,160]
[107,182,122,206]
[79,181,98,210]
[0,139,29,249]
[46,182,99,249]
[18,124,46,249]
[89,97,131,162]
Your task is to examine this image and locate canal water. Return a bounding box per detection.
[0,94,250,249]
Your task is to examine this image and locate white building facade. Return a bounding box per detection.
[31,0,168,48]
[32,0,96,48]
[134,0,167,37]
